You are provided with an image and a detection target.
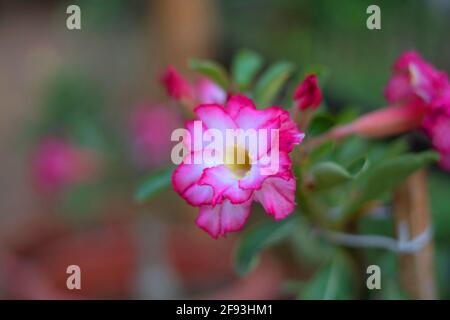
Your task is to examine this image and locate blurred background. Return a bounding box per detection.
[0,0,449,299]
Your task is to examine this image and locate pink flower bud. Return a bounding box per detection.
[161,66,193,100]
[293,74,322,110]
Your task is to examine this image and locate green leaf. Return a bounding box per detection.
[309,140,335,162]
[359,151,438,203]
[308,112,337,136]
[299,254,353,300]
[291,216,334,266]
[189,58,229,89]
[311,162,352,190]
[254,62,295,107]
[135,166,174,203]
[346,156,369,177]
[232,49,263,91]
[344,151,439,215]
[235,216,297,276]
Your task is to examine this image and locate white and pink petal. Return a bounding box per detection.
[195,199,253,239]
[199,165,253,205]
[194,104,237,133]
[254,176,296,220]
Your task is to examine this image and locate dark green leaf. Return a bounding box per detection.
[231,49,263,91]
[135,166,174,203]
[346,156,369,177]
[309,140,335,162]
[359,151,438,203]
[308,112,336,136]
[254,62,295,107]
[299,254,353,300]
[235,216,297,276]
[311,162,352,190]
[344,151,439,215]
[189,58,229,89]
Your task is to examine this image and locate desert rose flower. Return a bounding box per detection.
[130,104,181,168]
[172,95,304,238]
[421,92,450,170]
[384,51,449,108]
[294,74,322,110]
[425,114,450,170]
[161,66,226,105]
[31,137,97,193]
[382,51,450,170]
[327,51,450,171]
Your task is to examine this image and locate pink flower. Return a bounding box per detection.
[384,51,450,171]
[293,74,322,110]
[426,114,450,170]
[421,94,450,171]
[130,104,181,169]
[161,66,193,100]
[161,66,226,105]
[324,51,450,171]
[31,138,97,193]
[384,51,449,107]
[381,51,450,171]
[172,95,304,238]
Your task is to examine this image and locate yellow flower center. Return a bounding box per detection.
[224,145,251,179]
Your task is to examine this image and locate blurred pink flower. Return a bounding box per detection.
[356,51,450,170]
[422,95,450,170]
[172,95,304,238]
[385,51,450,171]
[334,51,450,171]
[293,74,322,110]
[31,138,97,193]
[161,66,226,105]
[130,104,181,168]
[384,51,449,107]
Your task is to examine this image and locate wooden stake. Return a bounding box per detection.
[393,169,436,299]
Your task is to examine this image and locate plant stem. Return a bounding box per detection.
[393,169,436,299]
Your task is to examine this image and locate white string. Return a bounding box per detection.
[316,221,432,253]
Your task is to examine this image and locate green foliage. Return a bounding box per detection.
[254,62,295,107]
[232,49,264,91]
[290,216,334,266]
[234,215,297,276]
[33,70,114,151]
[311,162,353,191]
[308,112,336,136]
[429,171,450,242]
[298,253,354,300]
[135,166,174,203]
[342,151,439,217]
[189,58,230,89]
